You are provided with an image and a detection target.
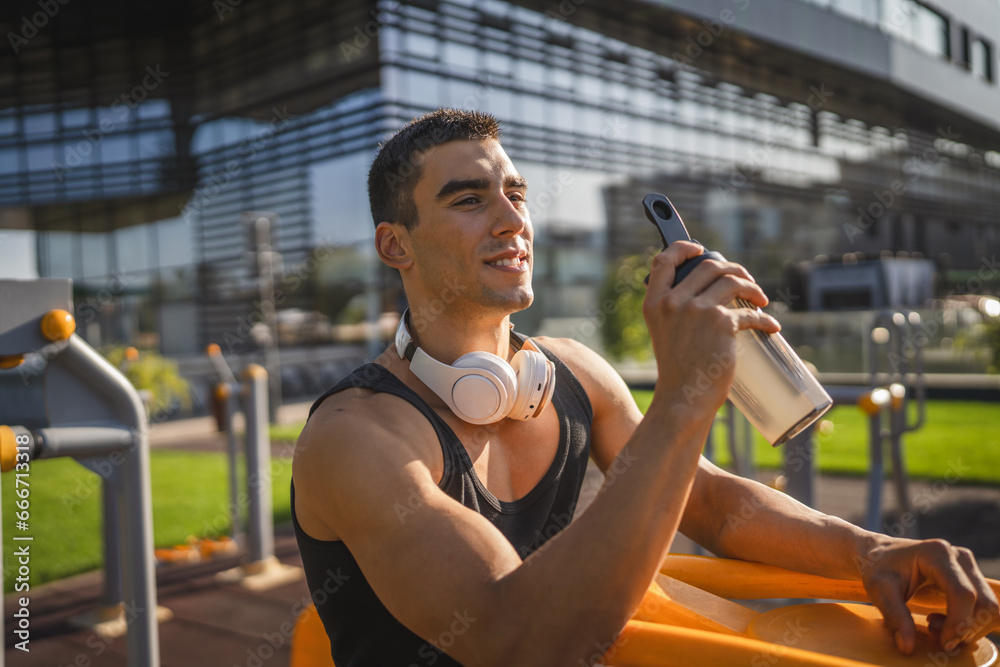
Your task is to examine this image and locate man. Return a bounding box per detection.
[292,108,998,666]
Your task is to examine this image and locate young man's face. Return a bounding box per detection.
[404,138,534,319]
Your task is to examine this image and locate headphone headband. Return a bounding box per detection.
[395,310,528,360]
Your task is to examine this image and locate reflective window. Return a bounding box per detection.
[41,231,76,278]
[404,70,441,108]
[80,232,110,278]
[0,230,38,279]
[26,144,56,172]
[139,129,175,160]
[137,99,171,120]
[0,114,16,137]
[61,108,91,129]
[833,0,877,23]
[913,5,949,58]
[485,51,512,77]
[879,0,949,58]
[156,217,194,269]
[971,39,993,82]
[115,225,151,274]
[442,42,478,73]
[405,32,438,59]
[23,111,56,137]
[310,151,373,248]
[101,135,132,163]
[0,148,20,174]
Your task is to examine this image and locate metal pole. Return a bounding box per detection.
[889,387,915,536]
[54,336,159,666]
[223,385,243,546]
[242,364,273,564]
[101,478,123,607]
[784,424,816,508]
[254,216,282,423]
[866,409,884,533]
[725,401,742,477]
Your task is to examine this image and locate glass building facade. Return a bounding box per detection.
[1,0,998,365]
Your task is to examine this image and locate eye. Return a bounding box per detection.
[508,192,526,203]
[454,195,479,206]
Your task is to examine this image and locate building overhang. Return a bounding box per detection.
[508,0,1000,152]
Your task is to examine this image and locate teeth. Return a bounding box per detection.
[490,258,521,267]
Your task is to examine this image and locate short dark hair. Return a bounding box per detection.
[367,108,501,230]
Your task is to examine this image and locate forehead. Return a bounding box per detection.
[412,138,520,199]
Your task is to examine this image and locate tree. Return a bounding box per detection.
[103,345,192,419]
[598,253,654,361]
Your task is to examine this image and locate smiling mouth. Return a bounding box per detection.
[487,257,525,268]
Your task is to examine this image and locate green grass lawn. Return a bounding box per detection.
[269,421,308,444]
[272,395,1000,482]
[632,391,1000,483]
[2,450,293,593]
[5,397,996,592]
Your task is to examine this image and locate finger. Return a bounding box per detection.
[731,307,781,334]
[954,547,1000,644]
[867,573,918,655]
[926,613,946,643]
[918,542,979,651]
[696,273,771,311]
[646,242,706,292]
[673,258,759,304]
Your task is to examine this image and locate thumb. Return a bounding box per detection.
[868,575,918,655]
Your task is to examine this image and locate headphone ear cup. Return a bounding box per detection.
[508,349,556,420]
[450,352,517,424]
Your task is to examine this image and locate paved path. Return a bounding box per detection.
[6,404,1000,665]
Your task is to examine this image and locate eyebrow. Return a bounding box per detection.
[434,174,528,202]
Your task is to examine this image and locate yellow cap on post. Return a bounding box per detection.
[0,354,24,369]
[206,343,221,356]
[214,383,232,401]
[889,383,905,411]
[0,426,17,473]
[857,387,890,416]
[40,309,76,342]
[125,346,139,362]
[242,363,267,380]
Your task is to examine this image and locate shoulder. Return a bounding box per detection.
[292,383,444,532]
[532,337,623,391]
[532,337,644,470]
[531,336,635,415]
[295,384,441,470]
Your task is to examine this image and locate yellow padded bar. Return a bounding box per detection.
[661,554,1000,615]
[606,620,880,667]
[0,425,17,472]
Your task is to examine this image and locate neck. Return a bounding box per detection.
[406,308,513,364]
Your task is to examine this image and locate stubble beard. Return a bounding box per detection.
[470,267,534,318]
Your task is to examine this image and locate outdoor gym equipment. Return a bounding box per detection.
[287,554,999,666]
[206,343,302,589]
[0,278,161,666]
[780,309,925,536]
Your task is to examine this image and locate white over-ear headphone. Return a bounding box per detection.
[394,310,556,425]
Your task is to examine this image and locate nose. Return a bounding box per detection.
[492,193,528,238]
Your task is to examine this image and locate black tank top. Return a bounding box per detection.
[291,343,593,667]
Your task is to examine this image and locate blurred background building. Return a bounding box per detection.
[2,0,999,409]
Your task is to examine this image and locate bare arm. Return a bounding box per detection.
[568,263,999,657]
[294,241,777,666]
[682,463,999,654]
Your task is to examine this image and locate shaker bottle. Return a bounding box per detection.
[643,193,832,445]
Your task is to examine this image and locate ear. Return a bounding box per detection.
[375,221,413,270]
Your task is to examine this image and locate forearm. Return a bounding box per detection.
[704,472,886,581]
[491,399,711,665]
